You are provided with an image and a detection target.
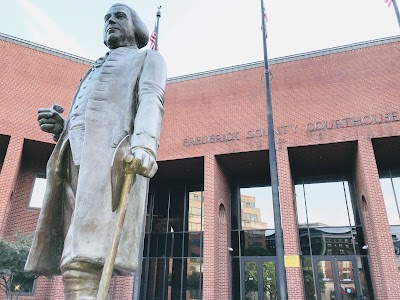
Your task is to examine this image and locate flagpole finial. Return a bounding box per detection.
[157,6,162,17]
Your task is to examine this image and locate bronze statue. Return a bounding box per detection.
[25,3,166,299]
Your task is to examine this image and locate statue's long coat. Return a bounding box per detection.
[25,48,166,276]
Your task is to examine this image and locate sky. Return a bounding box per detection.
[1,0,399,77]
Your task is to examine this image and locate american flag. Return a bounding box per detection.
[149,23,158,50]
[385,0,393,7]
[262,1,268,38]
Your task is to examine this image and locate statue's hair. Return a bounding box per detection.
[107,3,149,49]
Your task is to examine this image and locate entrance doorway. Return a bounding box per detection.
[313,256,363,300]
[241,257,277,300]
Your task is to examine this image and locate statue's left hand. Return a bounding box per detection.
[131,147,158,178]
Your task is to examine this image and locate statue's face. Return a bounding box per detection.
[104,5,136,49]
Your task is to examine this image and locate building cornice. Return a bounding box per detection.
[0,32,94,66]
[167,35,400,83]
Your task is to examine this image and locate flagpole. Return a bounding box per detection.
[155,6,161,50]
[260,1,288,300]
[392,0,400,29]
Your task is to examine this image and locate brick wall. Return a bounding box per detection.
[1,37,400,299]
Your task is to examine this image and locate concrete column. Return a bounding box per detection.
[354,138,400,299]
[276,146,305,300]
[203,155,231,299]
[0,135,24,236]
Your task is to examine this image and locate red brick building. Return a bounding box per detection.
[1,32,400,299]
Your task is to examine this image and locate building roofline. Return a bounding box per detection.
[1,32,399,81]
[0,32,94,66]
[167,35,400,83]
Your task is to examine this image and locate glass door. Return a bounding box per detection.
[313,256,363,300]
[242,258,277,300]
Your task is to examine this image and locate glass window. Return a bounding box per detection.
[28,176,46,209]
[232,186,278,300]
[149,188,204,234]
[188,191,203,232]
[295,184,308,227]
[299,227,361,256]
[141,186,203,299]
[301,257,316,300]
[296,181,355,227]
[10,274,36,295]
[240,186,274,230]
[186,258,203,300]
[240,230,276,256]
[391,225,400,271]
[295,178,372,299]
[380,177,400,225]
[380,171,400,270]
[356,257,374,300]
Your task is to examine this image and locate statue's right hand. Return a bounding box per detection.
[37,106,65,135]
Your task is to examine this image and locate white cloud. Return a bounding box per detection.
[16,0,90,58]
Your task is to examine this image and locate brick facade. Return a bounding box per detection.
[1,34,400,299]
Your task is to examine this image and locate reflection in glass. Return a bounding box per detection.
[391,225,400,271]
[244,261,259,300]
[343,182,356,226]
[316,260,334,300]
[299,227,357,256]
[241,230,276,256]
[299,228,311,255]
[141,187,203,299]
[301,181,355,227]
[336,260,357,300]
[188,192,203,232]
[295,184,308,227]
[356,257,373,299]
[380,178,400,225]
[187,232,202,257]
[262,261,277,299]
[240,187,274,229]
[301,257,316,300]
[10,274,36,294]
[185,258,202,300]
[295,179,372,299]
[29,176,46,209]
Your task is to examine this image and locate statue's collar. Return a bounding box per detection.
[92,47,139,69]
[108,46,139,54]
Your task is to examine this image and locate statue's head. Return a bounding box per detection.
[103,3,149,49]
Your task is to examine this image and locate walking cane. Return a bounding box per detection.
[97,136,143,300]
